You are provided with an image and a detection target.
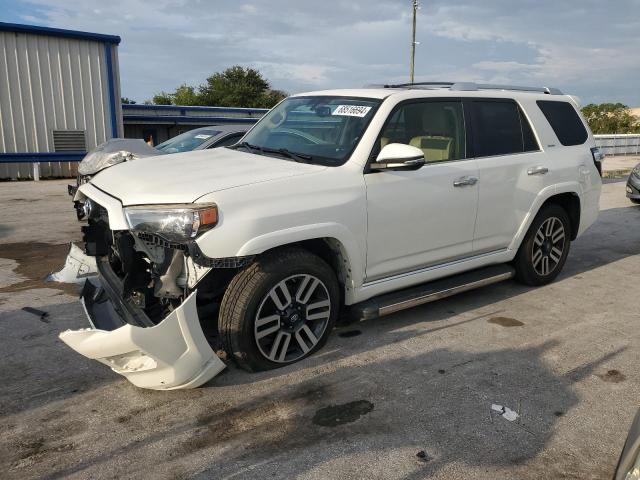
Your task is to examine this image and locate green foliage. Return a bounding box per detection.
[172,84,201,106]
[121,97,136,104]
[581,103,640,134]
[149,66,287,108]
[151,92,173,105]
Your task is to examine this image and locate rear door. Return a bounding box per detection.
[470,98,550,253]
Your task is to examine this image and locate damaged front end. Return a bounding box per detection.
[58,195,241,390]
[68,139,162,198]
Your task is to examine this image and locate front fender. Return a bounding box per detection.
[236,223,363,303]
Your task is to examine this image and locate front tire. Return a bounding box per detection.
[514,204,571,286]
[630,198,640,205]
[219,247,339,372]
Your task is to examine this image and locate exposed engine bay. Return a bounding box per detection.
[80,201,239,326]
[56,197,248,390]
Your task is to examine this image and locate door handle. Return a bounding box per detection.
[453,176,478,187]
[527,166,549,176]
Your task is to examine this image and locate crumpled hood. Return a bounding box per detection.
[89,147,326,205]
[78,138,162,175]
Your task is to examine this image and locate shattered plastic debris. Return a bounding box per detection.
[491,403,519,422]
[47,243,98,284]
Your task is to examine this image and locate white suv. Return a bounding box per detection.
[61,82,602,390]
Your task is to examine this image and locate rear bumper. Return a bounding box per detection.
[58,265,225,390]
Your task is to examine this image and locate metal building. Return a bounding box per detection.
[0,22,123,180]
[122,104,267,145]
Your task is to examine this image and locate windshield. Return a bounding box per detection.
[156,128,221,153]
[237,96,382,165]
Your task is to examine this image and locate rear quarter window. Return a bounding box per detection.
[537,100,588,146]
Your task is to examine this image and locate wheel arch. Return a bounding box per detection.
[542,192,581,240]
[510,187,582,252]
[258,237,356,306]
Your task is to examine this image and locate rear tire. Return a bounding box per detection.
[219,247,339,372]
[514,204,571,286]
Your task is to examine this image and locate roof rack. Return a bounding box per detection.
[381,81,563,95]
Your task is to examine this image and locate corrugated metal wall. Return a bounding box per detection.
[0,30,121,179]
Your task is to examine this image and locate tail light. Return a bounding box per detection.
[591,147,604,177]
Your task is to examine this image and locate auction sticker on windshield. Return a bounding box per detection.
[332,105,372,117]
[194,134,212,139]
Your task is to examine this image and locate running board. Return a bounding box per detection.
[353,264,515,320]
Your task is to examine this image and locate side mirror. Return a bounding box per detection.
[370,143,425,171]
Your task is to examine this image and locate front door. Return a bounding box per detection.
[364,99,479,281]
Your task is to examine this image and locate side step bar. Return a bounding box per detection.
[353,264,515,320]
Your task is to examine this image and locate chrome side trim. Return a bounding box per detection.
[378,270,514,317]
[363,248,508,287]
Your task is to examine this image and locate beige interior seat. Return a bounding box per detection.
[409,107,454,162]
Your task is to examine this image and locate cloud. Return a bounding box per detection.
[8,0,640,105]
[473,61,539,73]
[252,62,338,86]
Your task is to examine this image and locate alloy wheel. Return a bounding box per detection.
[531,216,566,276]
[254,274,331,363]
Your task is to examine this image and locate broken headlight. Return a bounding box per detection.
[124,204,218,242]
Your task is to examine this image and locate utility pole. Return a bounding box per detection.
[410,0,418,83]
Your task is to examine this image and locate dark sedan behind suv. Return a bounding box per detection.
[627,163,640,204]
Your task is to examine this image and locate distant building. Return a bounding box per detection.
[0,22,269,180]
[122,104,267,146]
[631,107,640,119]
[0,22,123,179]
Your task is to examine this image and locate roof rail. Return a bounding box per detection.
[383,81,455,89]
[381,81,563,95]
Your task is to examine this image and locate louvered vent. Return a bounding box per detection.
[52,130,86,152]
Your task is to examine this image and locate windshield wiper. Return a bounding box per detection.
[230,143,313,163]
[263,147,313,163]
[229,142,263,154]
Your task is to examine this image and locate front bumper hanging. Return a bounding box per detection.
[59,278,226,390]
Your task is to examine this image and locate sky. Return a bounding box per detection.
[2,0,639,106]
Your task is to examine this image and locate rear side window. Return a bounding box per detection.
[211,133,244,148]
[537,100,588,146]
[471,100,539,157]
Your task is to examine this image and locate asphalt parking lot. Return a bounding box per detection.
[0,177,638,480]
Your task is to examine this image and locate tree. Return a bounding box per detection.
[199,66,270,108]
[581,103,640,134]
[172,84,201,106]
[261,89,288,107]
[150,66,286,108]
[121,97,136,104]
[151,92,173,105]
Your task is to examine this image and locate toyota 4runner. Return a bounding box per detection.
[60,82,602,390]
